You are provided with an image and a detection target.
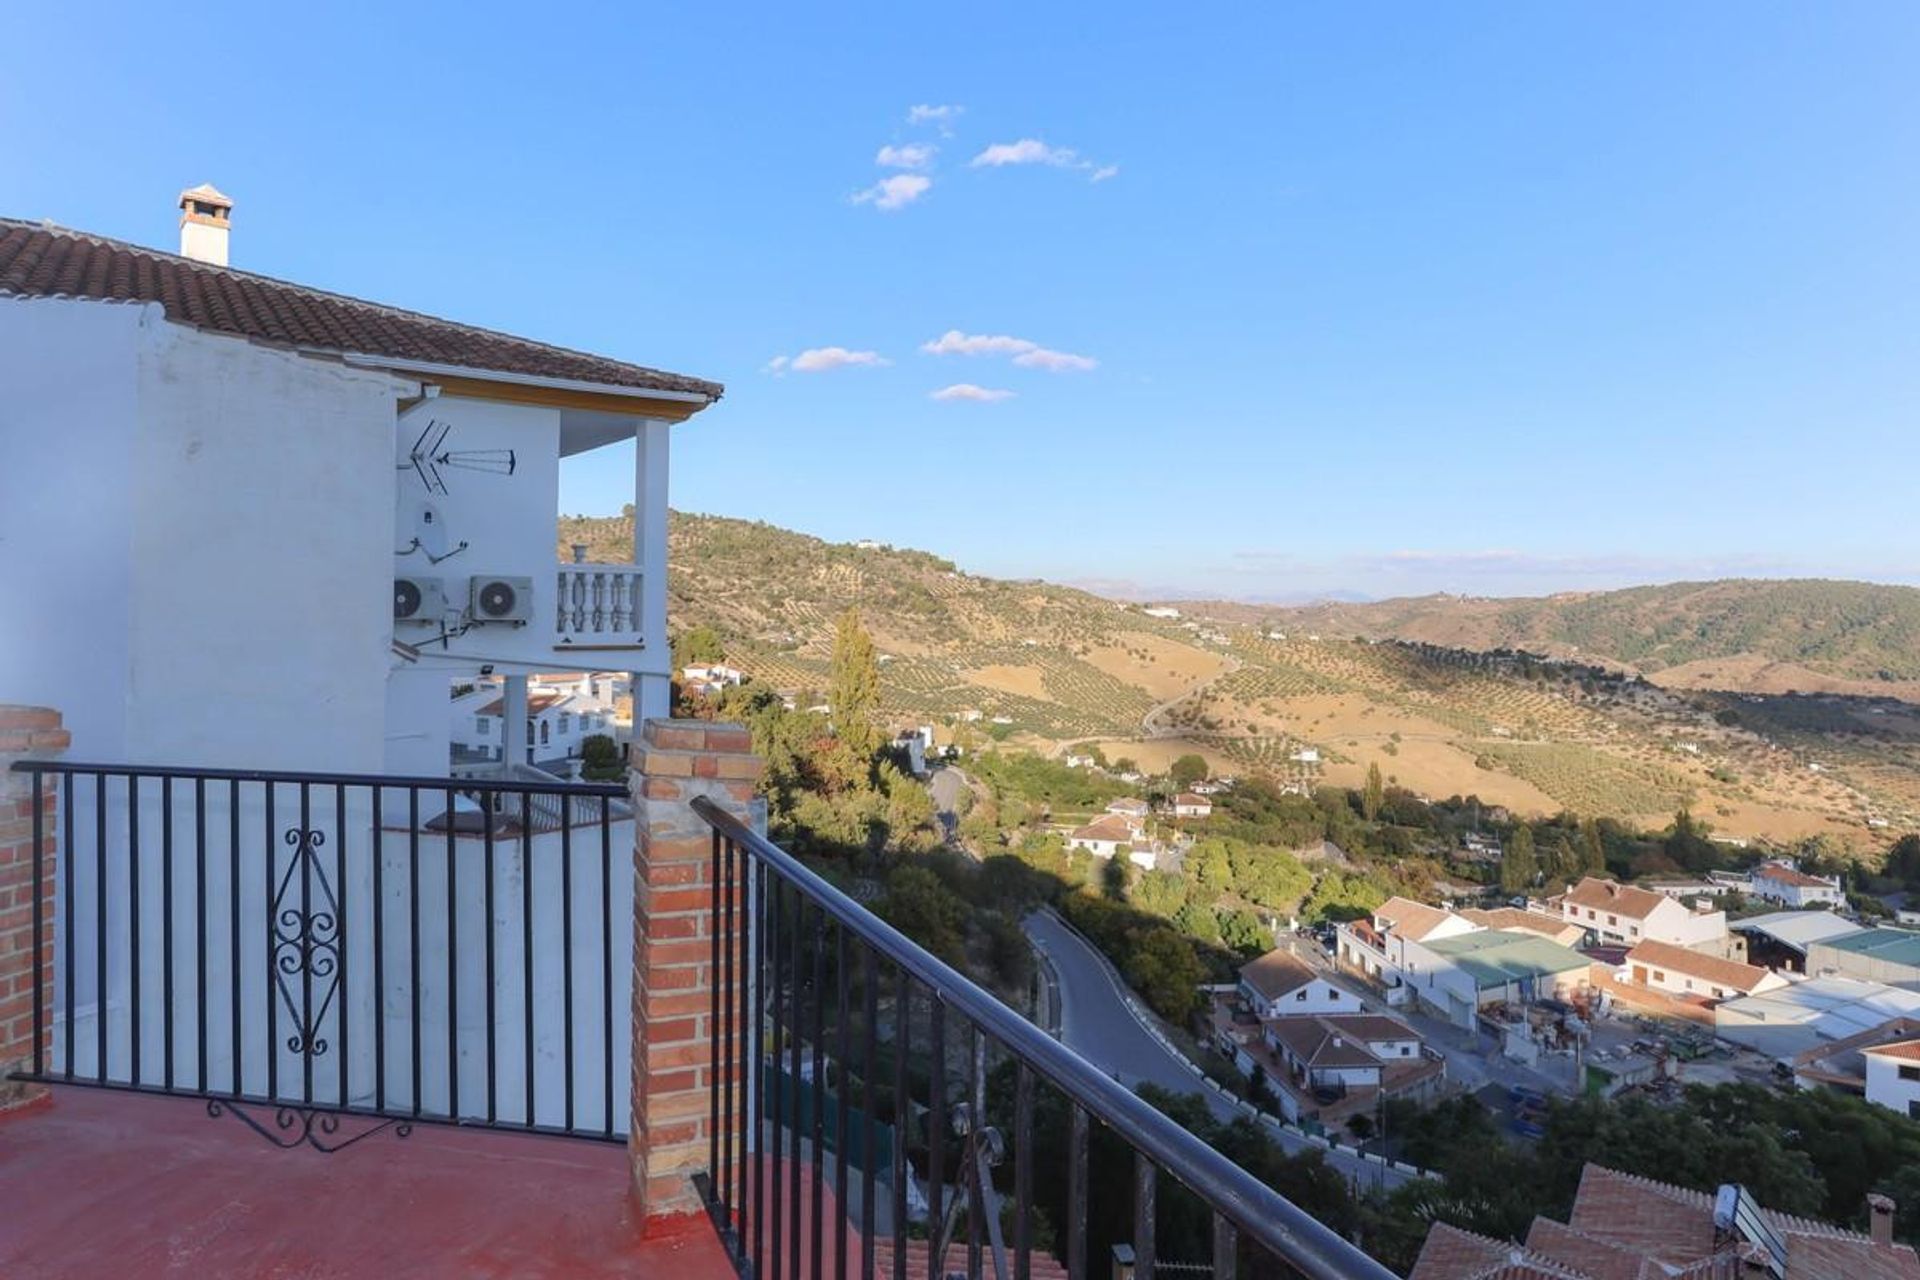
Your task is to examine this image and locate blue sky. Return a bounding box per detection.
[7,3,1918,600]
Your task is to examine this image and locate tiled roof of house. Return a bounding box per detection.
[1069,814,1137,843]
[1461,907,1584,944]
[1564,878,1669,921]
[1862,1038,1920,1063]
[0,218,723,399]
[1263,1015,1389,1069]
[1410,1223,1584,1280]
[1755,861,1838,889]
[1375,895,1457,941]
[1623,939,1774,995]
[1239,948,1320,1002]
[1421,1164,1920,1280]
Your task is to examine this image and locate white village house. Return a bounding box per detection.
[1558,876,1728,949]
[2,192,713,773]
[1750,859,1847,909]
[0,193,725,1151]
[1238,948,1364,1019]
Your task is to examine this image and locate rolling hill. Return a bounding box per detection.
[1172,580,1920,695]
[558,512,1920,849]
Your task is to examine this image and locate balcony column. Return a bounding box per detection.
[0,705,68,1114]
[502,674,529,766]
[631,418,672,723]
[627,718,764,1227]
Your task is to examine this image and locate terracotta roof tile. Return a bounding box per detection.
[1375,896,1456,941]
[0,218,722,399]
[1564,878,1669,921]
[1239,948,1319,1001]
[1862,1039,1920,1063]
[1622,939,1775,995]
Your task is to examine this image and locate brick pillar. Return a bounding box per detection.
[0,706,68,1112]
[628,717,764,1226]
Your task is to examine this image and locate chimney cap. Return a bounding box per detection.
[178,182,232,210]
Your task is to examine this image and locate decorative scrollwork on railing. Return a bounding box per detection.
[207,1099,411,1154]
[273,826,342,1058]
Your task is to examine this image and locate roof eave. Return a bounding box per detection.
[330,351,722,421]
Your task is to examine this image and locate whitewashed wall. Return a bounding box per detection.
[0,298,404,772]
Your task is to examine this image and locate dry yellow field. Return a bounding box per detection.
[1081,634,1235,701]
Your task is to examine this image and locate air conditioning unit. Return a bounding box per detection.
[469,575,533,625]
[393,575,447,623]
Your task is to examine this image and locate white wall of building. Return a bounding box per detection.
[1244,976,1360,1020]
[0,298,404,772]
[1864,1052,1920,1119]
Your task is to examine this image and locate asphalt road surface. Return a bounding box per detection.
[1023,908,1414,1192]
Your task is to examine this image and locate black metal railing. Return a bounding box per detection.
[8,760,630,1150]
[690,796,1394,1280]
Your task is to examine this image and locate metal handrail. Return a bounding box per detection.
[8,758,627,797]
[690,796,1395,1280]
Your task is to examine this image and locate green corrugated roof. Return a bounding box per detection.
[1819,927,1920,967]
[1424,931,1592,990]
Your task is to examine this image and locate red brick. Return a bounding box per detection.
[703,725,752,753]
[0,708,60,732]
[647,725,706,751]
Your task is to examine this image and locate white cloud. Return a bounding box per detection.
[852,173,932,211]
[971,138,1077,168]
[1012,348,1097,373]
[766,347,890,375]
[876,143,936,171]
[930,383,1015,402]
[971,138,1117,183]
[907,104,964,130]
[920,329,1097,373]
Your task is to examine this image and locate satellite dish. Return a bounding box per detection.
[412,500,451,560]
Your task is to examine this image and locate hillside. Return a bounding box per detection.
[1174,580,1920,693]
[559,513,1920,849]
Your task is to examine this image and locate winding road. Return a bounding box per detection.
[1023,909,1415,1192]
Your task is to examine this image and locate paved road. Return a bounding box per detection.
[928,766,972,847]
[1023,910,1414,1192]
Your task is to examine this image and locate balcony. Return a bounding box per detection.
[0,724,1392,1280]
[554,564,646,650]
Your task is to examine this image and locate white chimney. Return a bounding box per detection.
[177,183,233,265]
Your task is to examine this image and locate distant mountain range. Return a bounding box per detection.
[1167,579,1920,695]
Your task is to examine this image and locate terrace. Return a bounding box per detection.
[0,711,1393,1280]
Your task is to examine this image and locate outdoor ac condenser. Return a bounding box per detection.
[469,575,533,625]
[393,575,448,623]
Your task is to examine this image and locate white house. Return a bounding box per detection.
[1066,814,1140,860]
[680,663,745,696]
[451,680,621,773]
[1142,607,1181,620]
[1238,949,1363,1019]
[1559,877,1727,949]
[1750,860,1847,909]
[1862,1041,1920,1119]
[1619,939,1787,1002]
[1106,797,1151,821]
[1171,792,1213,819]
[0,190,721,1137]
[0,192,719,775]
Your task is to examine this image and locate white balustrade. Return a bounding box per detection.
[555,566,644,643]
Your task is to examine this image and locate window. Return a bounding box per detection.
[1910,1101,1920,1120]
[1295,990,1308,1002]
[1900,1065,1920,1083]
[1607,914,1618,926]
[1653,970,1666,983]
[558,713,572,734]
[1586,909,1596,920]
[1399,1045,1412,1056]
[1684,979,1694,991]
[475,716,490,736]
[1628,925,1639,936]
[1712,987,1726,998]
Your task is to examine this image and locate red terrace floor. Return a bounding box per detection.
[0,1086,735,1279]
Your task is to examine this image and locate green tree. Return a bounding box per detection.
[1131,869,1190,918]
[1174,902,1223,945]
[1362,762,1385,822]
[1888,834,1920,891]
[578,732,623,781]
[1169,753,1209,787]
[670,624,725,672]
[1579,816,1607,878]
[1122,928,1205,1020]
[877,865,967,966]
[828,607,881,757]
[1501,824,1537,896]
